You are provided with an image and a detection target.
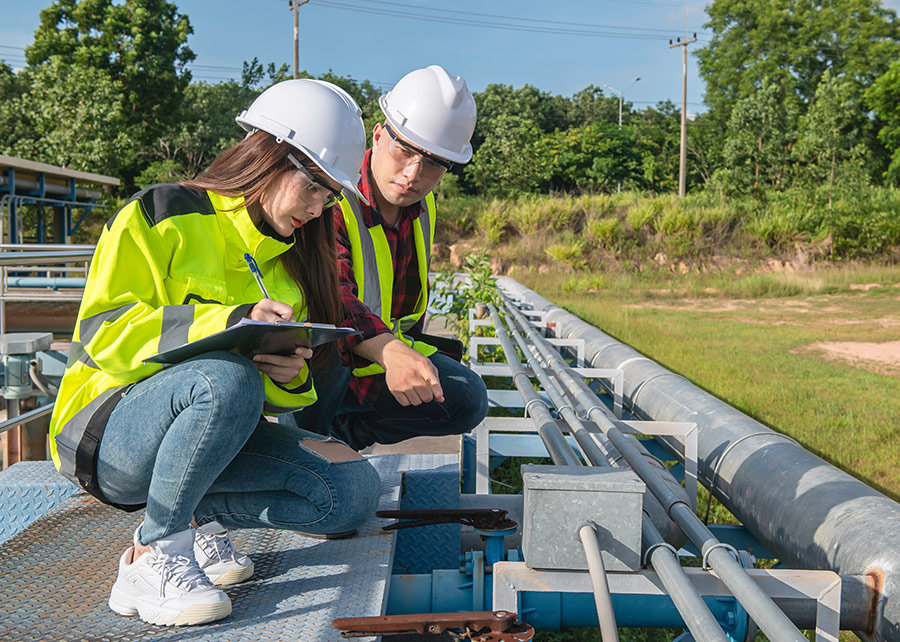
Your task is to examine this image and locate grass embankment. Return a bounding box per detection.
[436,188,900,271]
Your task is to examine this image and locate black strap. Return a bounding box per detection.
[74,391,145,512]
[406,329,464,363]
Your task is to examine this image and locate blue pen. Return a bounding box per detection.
[243,253,270,299]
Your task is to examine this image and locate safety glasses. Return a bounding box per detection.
[383,124,454,177]
[287,153,342,209]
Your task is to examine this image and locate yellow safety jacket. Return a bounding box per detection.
[339,192,437,377]
[49,185,317,475]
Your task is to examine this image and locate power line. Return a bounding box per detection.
[339,0,712,37]
[311,0,695,42]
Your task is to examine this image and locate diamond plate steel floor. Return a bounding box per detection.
[0,453,456,642]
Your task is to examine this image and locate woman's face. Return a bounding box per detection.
[259,158,342,237]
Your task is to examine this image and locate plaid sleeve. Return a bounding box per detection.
[334,209,392,367]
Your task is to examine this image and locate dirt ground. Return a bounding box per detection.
[627,294,900,376]
[801,339,900,375]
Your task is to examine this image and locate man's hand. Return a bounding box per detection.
[354,334,444,406]
[252,346,313,383]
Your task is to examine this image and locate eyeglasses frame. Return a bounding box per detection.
[286,153,343,209]
[383,123,455,174]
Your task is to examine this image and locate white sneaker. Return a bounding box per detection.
[194,521,254,586]
[108,526,232,626]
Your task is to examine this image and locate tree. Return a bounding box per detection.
[26,0,195,188]
[631,101,681,193]
[0,57,135,176]
[794,71,869,207]
[565,85,621,128]
[867,54,900,185]
[698,0,900,125]
[465,114,546,196]
[540,122,642,193]
[715,82,799,197]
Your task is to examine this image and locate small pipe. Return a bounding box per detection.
[501,301,729,642]
[486,303,582,467]
[579,522,620,642]
[500,294,807,642]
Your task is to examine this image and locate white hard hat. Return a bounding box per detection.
[236,79,367,203]
[379,65,477,164]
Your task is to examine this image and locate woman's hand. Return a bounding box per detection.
[248,299,295,322]
[252,346,313,383]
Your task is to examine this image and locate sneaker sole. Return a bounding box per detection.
[210,561,255,586]
[109,594,232,626]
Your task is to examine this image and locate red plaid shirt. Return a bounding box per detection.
[335,149,427,405]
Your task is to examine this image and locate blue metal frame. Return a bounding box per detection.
[0,167,103,242]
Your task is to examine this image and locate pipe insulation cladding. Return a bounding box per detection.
[496,277,897,641]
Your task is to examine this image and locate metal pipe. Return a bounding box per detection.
[0,250,94,266]
[499,276,894,641]
[496,304,729,642]
[0,176,104,200]
[499,293,807,642]
[486,304,582,467]
[579,523,620,642]
[0,403,54,435]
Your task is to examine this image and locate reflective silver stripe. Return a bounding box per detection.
[158,305,196,353]
[65,342,99,370]
[79,303,136,346]
[419,198,432,270]
[343,196,383,317]
[398,317,418,332]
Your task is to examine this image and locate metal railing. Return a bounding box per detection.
[0,245,94,334]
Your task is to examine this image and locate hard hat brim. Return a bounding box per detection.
[379,96,473,164]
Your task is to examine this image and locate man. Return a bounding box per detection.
[291,65,488,451]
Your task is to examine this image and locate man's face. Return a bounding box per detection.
[369,123,452,208]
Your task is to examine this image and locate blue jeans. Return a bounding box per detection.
[95,351,380,545]
[284,352,489,451]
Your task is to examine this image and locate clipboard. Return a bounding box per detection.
[144,318,360,365]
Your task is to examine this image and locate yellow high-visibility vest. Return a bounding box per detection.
[339,192,437,377]
[49,185,318,470]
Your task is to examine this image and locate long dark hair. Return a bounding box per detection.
[184,131,343,365]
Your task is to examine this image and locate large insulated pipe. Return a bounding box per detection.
[500,293,807,642]
[497,305,730,642]
[498,276,892,640]
[486,304,582,467]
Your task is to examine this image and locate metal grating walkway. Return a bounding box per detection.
[0,453,457,642]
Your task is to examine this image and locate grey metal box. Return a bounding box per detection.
[522,464,645,572]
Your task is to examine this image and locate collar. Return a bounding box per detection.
[206,191,293,263]
[357,148,425,228]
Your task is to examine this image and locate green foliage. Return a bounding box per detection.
[697,0,900,126]
[715,82,800,197]
[466,114,546,196]
[26,0,195,187]
[432,253,504,341]
[545,233,587,270]
[0,57,135,176]
[794,71,870,207]
[541,123,643,193]
[867,54,900,185]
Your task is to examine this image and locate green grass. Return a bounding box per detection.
[518,265,900,501]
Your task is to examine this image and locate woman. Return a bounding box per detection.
[47,79,380,627]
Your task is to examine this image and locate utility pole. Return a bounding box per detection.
[669,32,697,197]
[290,0,309,79]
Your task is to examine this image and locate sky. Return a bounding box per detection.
[2,0,900,117]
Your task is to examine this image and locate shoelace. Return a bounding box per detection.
[149,552,214,598]
[196,530,237,563]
